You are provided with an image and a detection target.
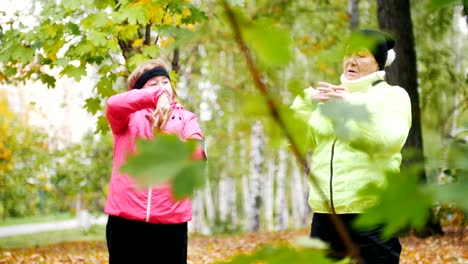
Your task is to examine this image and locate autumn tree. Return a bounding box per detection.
[0,92,52,218]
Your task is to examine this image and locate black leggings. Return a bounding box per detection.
[106,215,188,264]
[311,213,401,264]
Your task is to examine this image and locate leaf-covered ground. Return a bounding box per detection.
[0,227,466,264]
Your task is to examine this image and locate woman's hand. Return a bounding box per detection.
[146,92,172,131]
[310,82,348,102]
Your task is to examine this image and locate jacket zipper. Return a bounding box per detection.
[329,138,338,214]
[146,185,152,222]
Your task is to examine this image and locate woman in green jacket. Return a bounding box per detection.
[291,29,411,263]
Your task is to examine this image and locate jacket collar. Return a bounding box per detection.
[339,71,386,92]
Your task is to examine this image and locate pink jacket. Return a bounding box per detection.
[104,88,204,224]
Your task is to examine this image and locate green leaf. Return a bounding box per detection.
[81,12,110,29]
[38,73,56,88]
[4,67,17,77]
[354,169,434,238]
[54,58,71,67]
[172,161,206,199]
[426,0,462,10]
[115,4,147,25]
[96,76,117,98]
[121,135,201,191]
[114,24,140,41]
[60,65,86,82]
[95,114,109,134]
[94,0,116,9]
[243,17,292,67]
[128,54,151,70]
[84,97,101,115]
[65,22,81,35]
[88,30,108,47]
[141,45,160,58]
[11,46,35,64]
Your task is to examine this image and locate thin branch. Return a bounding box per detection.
[172,48,180,74]
[144,24,151,45]
[221,0,361,262]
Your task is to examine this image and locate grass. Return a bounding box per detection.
[0,212,74,227]
[0,224,105,249]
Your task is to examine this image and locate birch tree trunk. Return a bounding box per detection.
[291,157,308,228]
[264,154,276,231]
[227,119,238,226]
[189,190,205,234]
[247,121,264,232]
[242,173,251,230]
[203,175,215,230]
[275,149,288,231]
[218,172,229,222]
[240,133,251,229]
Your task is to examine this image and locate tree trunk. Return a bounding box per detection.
[377,0,443,236]
[204,176,215,231]
[348,0,360,30]
[242,173,251,230]
[247,121,264,232]
[218,173,229,222]
[275,149,288,230]
[291,155,307,228]
[264,154,276,231]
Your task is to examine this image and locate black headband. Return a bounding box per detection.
[133,67,170,89]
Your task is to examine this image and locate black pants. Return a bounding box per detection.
[106,215,188,264]
[311,213,401,264]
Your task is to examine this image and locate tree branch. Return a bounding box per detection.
[144,24,151,45]
[221,0,361,262]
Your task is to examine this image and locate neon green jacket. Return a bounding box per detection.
[291,71,411,213]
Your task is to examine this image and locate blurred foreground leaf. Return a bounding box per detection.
[121,134,205,198]
[216,244,339,264]
[242,17,292,67]
[354,170,433,238]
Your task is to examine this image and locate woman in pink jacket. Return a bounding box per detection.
[104,58,205,264]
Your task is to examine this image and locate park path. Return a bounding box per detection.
[0,213,107,237]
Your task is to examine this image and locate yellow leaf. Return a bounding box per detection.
[163,13,173,25]
[132,38,144,48]
[182,7,191,17]
[174,14,182,25]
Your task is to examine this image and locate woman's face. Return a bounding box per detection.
[342,49,379,80]
[142,75,173,99]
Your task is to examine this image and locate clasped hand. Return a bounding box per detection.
[309,82,348,102]
[145,92,172,132]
